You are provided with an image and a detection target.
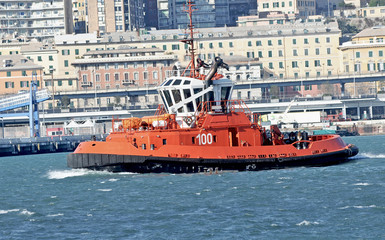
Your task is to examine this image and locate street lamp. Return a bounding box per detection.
[50,68,56,111]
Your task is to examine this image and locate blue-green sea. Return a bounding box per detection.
[0,135,384,239]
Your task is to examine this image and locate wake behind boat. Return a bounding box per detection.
[67,0,358,173]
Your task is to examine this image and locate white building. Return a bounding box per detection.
[0,0,73,40]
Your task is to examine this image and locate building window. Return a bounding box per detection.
[62,50,70,55]
[326,37,330,43]
[95,74,100,82]
[269,62,273,69]
[268,40,272,46]
[172,44,180,50]
[22,71,27,76]
[327,48,331,54]
[314,60,321,67]
[304,38,308,44]
[38,56,42,61]
[6,72,11,77]
[278,50,283,57]
[248,41,252,47]
[49,56,53,61]
[369,51,373,57]
[268,51,272,57]
[124,73,129,80]
[143,71,148,80]
[209,43,213,49]
[278,39,282,45]
[305,61,309,67]
[105,74,110,82]
[379,50,383,57]
[219,42,223,48]
[82,75,87,82]
[263,3,269,8]
[292,39,296,45]
[327,60,332,66]
[292,61,298,68]
[315,38,320,43]
[114,73,119,81]
[115,63,119,69]
[304,49,309,56]
[315,48,320,55]
[256,41,262,46]
[68,80,73,86]
[134,72,139,80]
[229,42,233,48]
[64,60,69,67]
[356,52,360,58]
[75,49,79,55]
[279,62,284,68]
[163,45,167,50]
[153,71,158,79]
[258,51,263,58]
[293,49,298,56]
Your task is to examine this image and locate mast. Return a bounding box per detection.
[182,0,197,77]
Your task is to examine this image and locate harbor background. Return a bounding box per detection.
[0,135,384,239]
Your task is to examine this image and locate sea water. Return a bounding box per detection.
[0,135,384,239]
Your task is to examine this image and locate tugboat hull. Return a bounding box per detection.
[67,144,358,173]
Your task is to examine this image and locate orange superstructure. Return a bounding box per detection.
[66,0,358,173]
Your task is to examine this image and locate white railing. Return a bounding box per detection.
[0,89,51,111]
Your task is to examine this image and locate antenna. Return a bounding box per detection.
[181,0,197,78]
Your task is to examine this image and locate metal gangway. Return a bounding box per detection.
[0,89,51,112]
[0,74,51,138]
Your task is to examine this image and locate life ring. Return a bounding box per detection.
[184,116,193,125]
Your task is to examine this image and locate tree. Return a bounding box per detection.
[369,0,385,7]
[114,96,121,106]
[61,96,70,109]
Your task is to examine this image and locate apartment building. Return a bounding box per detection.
[358,6,385,18]
[158,0,256,29]
[0,55,43,95]
[49,19,341,97]
[0,0,73,40]
[340,26,385,73]
[73,0,87,33]
[87,0,145,34]
[257,0,316,18]
[71,47,177,108]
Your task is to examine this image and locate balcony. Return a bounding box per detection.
[122,80,135,86]
[81,82,92,87]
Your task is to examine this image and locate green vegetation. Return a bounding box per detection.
[337,19,359,34]
[369,0,385,7]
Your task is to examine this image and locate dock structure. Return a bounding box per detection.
[0,134,107,157]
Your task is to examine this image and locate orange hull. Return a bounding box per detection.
[67,111,358,173]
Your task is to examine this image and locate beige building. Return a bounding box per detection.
[339,26,385,95]
[73,0,87,33]
[49,19,341,95]
[358,6,385,18]
[0,55,43,95]
[87,0,144,34]
[257,0,316,17]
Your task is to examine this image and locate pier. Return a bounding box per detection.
[0,134,107,157]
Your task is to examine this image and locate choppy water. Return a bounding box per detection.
[0,135,384,239]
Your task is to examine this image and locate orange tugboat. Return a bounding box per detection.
[67,1,358,173]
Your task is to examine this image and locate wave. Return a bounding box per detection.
[359,153,385,159]
[296,220,320,226]
[20,209,35,216]
[353,183,371,186]
[97,189,112,192]
[47,169,136,179]
[339,205,377,209]
[0,209,20,215]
